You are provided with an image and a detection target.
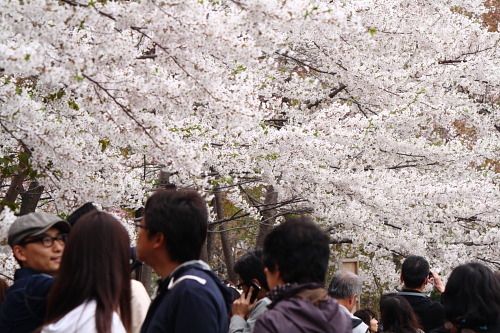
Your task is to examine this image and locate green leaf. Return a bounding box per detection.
[98,139,110,152]
[25,54,30,61]
[68,100,79,111]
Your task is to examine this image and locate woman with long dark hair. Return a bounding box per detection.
[440,262,500,333]
[354,308,379,333]
[39,211,132,333]
[381,296,423,333]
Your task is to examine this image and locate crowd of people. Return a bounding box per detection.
[0,188,500,333]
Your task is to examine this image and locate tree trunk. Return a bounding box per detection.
[255,185,278,249]
[138,170,171,294]
[19,180,44,216]
[0,172,25,214]
[205,204,217,264]
[214,185,237,283]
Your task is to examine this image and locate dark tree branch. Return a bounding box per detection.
[60,0,116,21]
[275,52,338,76]
[384,222,402,230]
[0,120,32,154]
[476,257,500,268]
[387,162,438,170]
[329,238,352,244]
[329,84,347,98]
[0,272,13,281]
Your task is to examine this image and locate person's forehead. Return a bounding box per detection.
[25,227,62,240]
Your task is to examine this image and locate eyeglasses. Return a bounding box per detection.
[135,223,149,232]
[22,234,68,247]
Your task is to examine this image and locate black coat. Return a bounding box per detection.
[381,289,445,333]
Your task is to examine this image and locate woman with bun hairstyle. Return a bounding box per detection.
[38,211,132,333]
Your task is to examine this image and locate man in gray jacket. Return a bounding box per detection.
[230,249,271,333]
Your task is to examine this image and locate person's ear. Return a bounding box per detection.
[151,232,165,250]
[13,245,27,263]
[251,278,261,287]
[400,274,404,282]
[350,294,358,307]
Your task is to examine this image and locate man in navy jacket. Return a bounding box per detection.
[137,189,232,333]
[0,212,71,333]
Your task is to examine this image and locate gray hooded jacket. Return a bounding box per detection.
[254,283,351,333]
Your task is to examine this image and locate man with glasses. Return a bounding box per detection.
[0,212,70,333]
[137,189,233,333]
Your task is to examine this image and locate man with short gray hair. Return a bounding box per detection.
[328,271,369,333]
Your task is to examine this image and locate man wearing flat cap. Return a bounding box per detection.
[0,212,70,333]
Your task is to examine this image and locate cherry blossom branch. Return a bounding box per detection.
[452,241,494,246]
[59,0,116,21]
[388,162,438,170]
[207,198,312,226]
[476,257,500,268]
[82,73,161,149]
[274,51,338,76]
[306,83,347,109]
[130,27,217,101]
[0,119,32,154]
[0,272,13,281]
[330,238,353,244]
[384,221,402,230]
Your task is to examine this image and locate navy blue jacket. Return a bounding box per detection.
[0,268,55,333]
[140,261,233,333]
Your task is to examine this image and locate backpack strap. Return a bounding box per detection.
[396,292,429,298]
[352,318,363,328]
[168,275,207,290]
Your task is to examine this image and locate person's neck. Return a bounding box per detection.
[337,299,354,312]
[403,284,425,292]
[153,259,181,281]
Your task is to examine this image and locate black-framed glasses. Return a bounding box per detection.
[22,234,68,247]
[135,223,149,232]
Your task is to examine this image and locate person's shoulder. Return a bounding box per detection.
[23,273,54,296]
[256,306,285,324]
[255,297,272,308]
[170,268,216,290]
[166,269,225,305]
[352,320,369,333]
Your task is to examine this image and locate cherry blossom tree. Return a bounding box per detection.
[2,0,500,296]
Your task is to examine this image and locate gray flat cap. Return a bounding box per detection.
[8,212,71,248]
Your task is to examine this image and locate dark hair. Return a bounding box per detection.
[381,296,422,333]
[443,262,500,329]
[263,216,330,284]
[234,249,269,291]
[144,189,208,263]
[402,255,430,289]
[42,211,132,333]
[67,202,97,226]
[354,309,377,327]
[0,278,9,308]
